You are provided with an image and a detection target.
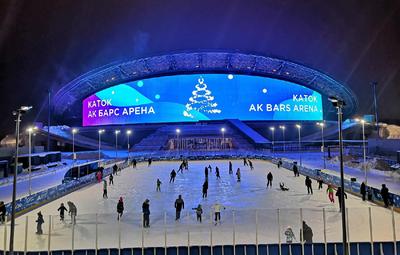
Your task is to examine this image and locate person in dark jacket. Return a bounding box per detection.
[305,176,313,194]
[113,164,118,175]
[317,178,323,190]
[192,204,203,223]
[156,179,162,192]
[57,203,67,221]
[202,180,209,198]
[229,161,233,174]
[277,159,283,168]
[367,186,373,201]
[381,184,390,207]
[360,182,367,201]
[174,195,185,220]
[170,169,176,183]
[300,221,313,243]
[293,163,299,177]
[109,173,114,185]
[0,201,6,224]
[142,199,150,227]
[267,172,273,188]
[117,197,124,220]
[103,180,108,198]
[148,158,152,167]
[215,167,221,179]
[36,212,44,235]
[335,187,348,212]
[248,160,254,170]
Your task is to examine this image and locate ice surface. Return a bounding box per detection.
[1,159,398,251]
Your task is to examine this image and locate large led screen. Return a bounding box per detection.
[82,74,323,126]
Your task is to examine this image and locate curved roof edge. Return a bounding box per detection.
[53,51,358,119]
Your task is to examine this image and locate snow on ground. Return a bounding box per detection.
[1,160,399,251]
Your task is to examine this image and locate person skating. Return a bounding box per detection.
[236,168,241,182]
[178,163,184,174]
[212,202,226,225]
[148,158,152,167]
[156,179,162,192]
[57,203,67,221]
[0,201,6,224]
[293,162,299,177]
[367,186,373,201]
[170,169,177,183]
[360,182,366,201]
[335,187,347,212]
[284,226,296,243]
[229,161,233,174]
[326,185,335,203]
[248,160,254,170]
[96,170,102,183]
[381,184,390,208]
[317,178,323,190]
[300,221,313,243]
[277,159,282,168]
[36,212,44,235]
[279,182,289,191]
[174,195,185,220]
[109,173,114,185]
[243,158,248,166]
[208,165,212,172]
[192,204,203,223]
[113,164,118,175]
[202,180,209,198]
[117,197,124,220]
[132,159,137,168]
[142,199,150,227]
[67,201,77,224]
[103,180,108,199]
[204,167,209,179]
[267,172,273,188]
[215,167,221,179]
[305,176,313,194]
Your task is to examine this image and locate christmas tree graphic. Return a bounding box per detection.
[183,76,221,118]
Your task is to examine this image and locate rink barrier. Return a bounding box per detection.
[4,160,129,217]
[1,242,400,255]
[271,158,400,208]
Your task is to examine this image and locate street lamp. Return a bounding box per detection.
[10,106,32,255]
[221,127,226,150]
[270,127,275,153]
[316,122,326,169]
[355,118,368,184]
[295,124,302,166]
[126,130,132,160]
[98,129,105,163]
[279,125,286,152]
[176,128,181,150]
[26,126,37,196]
[72,128,78,161]
[329,96,348,255]
[115,130,120,158]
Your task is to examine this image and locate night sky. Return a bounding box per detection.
[0,0,399,136]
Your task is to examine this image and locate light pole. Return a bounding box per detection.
[176,128,181,151]
[98,129,105,163]
[10,106,32,255]
[126,130,132,160]
[296,124,302,166]
[329,96,348,255]
[221,127,226,150]
[279,125,285,152]
[317,122,326,169]
[115,130,120,158]
[26,126,37,196]
[270,127,275,153]
[355,118,368,184]
[72,128,78,161]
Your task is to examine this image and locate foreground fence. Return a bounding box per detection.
[1,207,399,255]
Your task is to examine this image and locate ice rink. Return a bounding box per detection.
[2,159,399,251]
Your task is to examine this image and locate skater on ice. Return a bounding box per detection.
[243,158,248,166]
[103,180,108,199]
[293,162,299,177]
[335,187,347,212]
[174,195,185,220]
[35,212,44,235]
[142,199,150,227]
[367,186,373,201]
[148,158,152,167]
[96,170,102,183]
[326,185,335,203]
[109,173,114,185]
[360,182,366,201]
[202,180,208,198]
[284,226,296,243]
[192,204,203,223]
[248,160,254,170]
[279,182,289,191]
[113,164,118,175]
[208,165,212,172]
[156,178,162,192]
[277,159,282,168]
[381,184,390,207]
[236,168,241,182]
[204,167,209,178]
[267,172,273,188]
[212,202,226,225]
[229,161,233,174]
[117,197,124,220]
[300,221,313,243]
[305,176,313,194]
[317,178,323,190]
[57,203,67,221]
[0,201,6,224]
[170,169,177,183]
[215,166,221,179]
[67,201,77,224]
